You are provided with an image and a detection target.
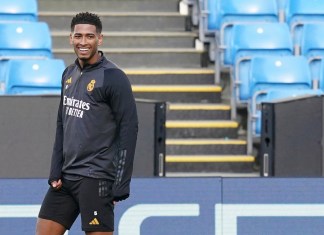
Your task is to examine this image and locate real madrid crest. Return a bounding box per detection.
[87,80,96,92]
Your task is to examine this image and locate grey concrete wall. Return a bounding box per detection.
[0,96,164,178]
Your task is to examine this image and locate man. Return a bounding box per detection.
[36,12,138,235]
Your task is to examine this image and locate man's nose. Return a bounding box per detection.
[80,36,87,44]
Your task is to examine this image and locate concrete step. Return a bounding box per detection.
[165,154,255,173]
[166,138,247,155]
[38,0,180,12]
[132,85,222,103]
[51,31,197,49]
[125,68,215,85]
[53,48,206,68]
[166,120,239,138]
[167,103,230,120]
[39,12,188,32]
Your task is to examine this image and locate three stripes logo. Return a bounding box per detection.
[65,77,72,89]
[66,77,72,84]
[89,218,100,225]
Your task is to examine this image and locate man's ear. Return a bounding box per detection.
[69,33,73,45]
[98,34,103,46]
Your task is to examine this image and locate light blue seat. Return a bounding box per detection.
[228,23,293,119]
[0,0,37,22]
[3,59,64,95]
[286,0,324,46]
[198,0,279,83]
[300,23,324,82]
[245,55,323,154]
[0,22,52,60]
[199,0,278,40]
[217,0,278,43]
[249,56,313,98]
[228,23,292,66]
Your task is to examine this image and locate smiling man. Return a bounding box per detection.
[35,12,138,235]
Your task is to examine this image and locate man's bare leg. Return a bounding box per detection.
[36,218,66,235]
[86,232,113,235]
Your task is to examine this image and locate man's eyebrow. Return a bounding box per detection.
[73,33,96,36]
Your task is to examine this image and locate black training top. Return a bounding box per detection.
[49,52,138,201]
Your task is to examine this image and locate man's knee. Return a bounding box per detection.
[36,218,66,235]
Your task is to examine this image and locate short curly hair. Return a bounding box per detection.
[70,12,102,33]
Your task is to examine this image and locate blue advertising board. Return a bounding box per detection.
[1,178,324,235]
[0,178,221,235]
[220,178,324,235]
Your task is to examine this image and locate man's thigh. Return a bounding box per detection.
[38,183,79,230]
[36,218,67,235]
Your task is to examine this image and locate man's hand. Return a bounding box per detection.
[51,179,62,190]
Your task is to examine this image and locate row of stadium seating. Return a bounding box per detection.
[190,0,324,154]
[194,0,324,80]
[0,0,65,95]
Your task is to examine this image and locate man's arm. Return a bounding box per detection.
[105,68,138,201]
[48,74,65,186]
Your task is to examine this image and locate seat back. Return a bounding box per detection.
[301,23,324,56]
[0,0,37,22]
[205,0,218,31]
[227,23,292,66]
[218,0,279,51]
[238,55,311,105]
[207,0,278,31]
[4,59,64,95]
[286,0,324,44]
[250,56,312,94]
[300,23,324,80]
[0,22,52,59]
[218,0,278,27]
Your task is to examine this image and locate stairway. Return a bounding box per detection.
[37,0,257,177]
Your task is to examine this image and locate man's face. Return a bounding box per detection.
[70,24,103,65]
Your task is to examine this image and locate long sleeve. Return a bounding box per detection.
[48,77,65,185]
[105,69,138,201]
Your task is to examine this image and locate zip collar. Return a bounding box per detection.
[75,51,106,72]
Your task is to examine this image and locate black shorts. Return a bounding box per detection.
[38,177,115,232]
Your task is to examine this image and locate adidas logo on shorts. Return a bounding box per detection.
[89,218,100,225]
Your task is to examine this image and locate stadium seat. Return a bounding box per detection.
[198,0,279,82]
[3,59,64,95]
[0,0,37,22]
[0,22,52,60]
[285,0,324,46]
[199,0,278,41]
[228,23,293,119]
[245,55,323,154]
[228,23,292,66]
[300,23,324,83]
[249,56,313,99]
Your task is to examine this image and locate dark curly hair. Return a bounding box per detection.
[70,12,102,33]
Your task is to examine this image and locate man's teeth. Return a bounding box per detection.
[80,48,88,51]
